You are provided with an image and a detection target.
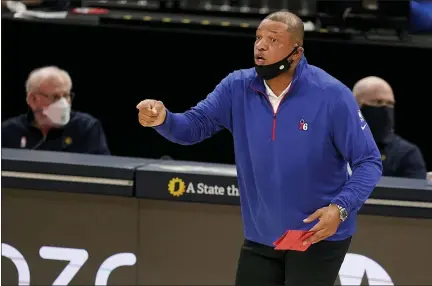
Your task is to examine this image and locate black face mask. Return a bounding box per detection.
[360,105,394,144]
[255,46,299,80]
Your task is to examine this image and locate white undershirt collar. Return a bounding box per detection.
[263,81,292,113]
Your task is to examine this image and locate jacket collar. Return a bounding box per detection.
[250,55,308,95]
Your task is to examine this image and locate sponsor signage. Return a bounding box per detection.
[136,163,240,205]
[2,243,136,286]
[3,187,432,285]
[167,176,239,198]
[336,253,394,285]
[2,242,394,286]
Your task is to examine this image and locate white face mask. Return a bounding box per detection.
[42,97,71,126]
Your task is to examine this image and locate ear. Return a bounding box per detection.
[292,45,304,62]
[297,46,304,56]
[297,46,304,55]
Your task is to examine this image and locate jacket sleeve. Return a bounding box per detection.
[153,73,234,145]
[330,85,383,214]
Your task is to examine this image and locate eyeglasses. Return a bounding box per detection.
[37,91,75,103]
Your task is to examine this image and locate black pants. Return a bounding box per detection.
[235,237,352,286]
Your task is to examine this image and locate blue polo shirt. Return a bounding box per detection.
[154,56,383,246]
[1,111,110,155]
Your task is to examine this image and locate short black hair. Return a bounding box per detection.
[265,11,304,45]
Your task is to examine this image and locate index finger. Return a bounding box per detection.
[303,229,327,245]
[308,220,325,233]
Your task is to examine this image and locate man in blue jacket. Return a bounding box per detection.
[137,11,382,286]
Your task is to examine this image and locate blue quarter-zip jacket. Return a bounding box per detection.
[154,57,382,246]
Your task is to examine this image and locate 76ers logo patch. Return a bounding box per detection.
[299,119,308,131]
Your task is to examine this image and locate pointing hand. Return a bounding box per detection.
[136,99,167,127]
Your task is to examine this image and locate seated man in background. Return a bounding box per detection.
[2,66,110,155]
[353,76,426,179]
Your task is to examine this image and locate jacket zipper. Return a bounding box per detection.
[268,97,285,141]
[253,85,293,141]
